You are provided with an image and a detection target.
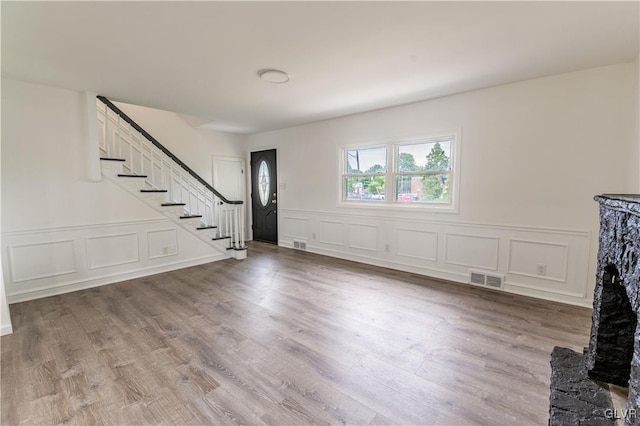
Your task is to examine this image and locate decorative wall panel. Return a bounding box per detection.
[508,239,568,282]
[396,229,438,262]
[282,217,309,240]
[86,233,139,269]
[445,233,499,270]
[348,224,378,252]
[8,240,76,283]
[318,221,344,246]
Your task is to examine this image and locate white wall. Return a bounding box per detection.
[248,63,638,307]
[636,52,640,189]
[0,96,11,333]
[0,78,236,308]
[0,270,11,336]
[112,101,247,191]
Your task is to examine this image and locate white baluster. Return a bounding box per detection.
[118,122,123,159]
[139,139,144,176]
[160,157,165,193]
[116,115,122,161]
[104,105,110,158]
[214,197,219,236]
[150,151,155,187]
[240,205,245,248]
[234,206,239,249]
[167,162,173,201]
[129,136,133,174]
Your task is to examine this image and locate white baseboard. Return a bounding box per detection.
[502,284,594,308]
[1,324,13,336]
[281,240,468,283]
[280,240,593,309]
[7,254,227,304]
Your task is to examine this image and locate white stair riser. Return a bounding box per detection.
[118,178,150,188]
[195,228,219,239]
[100,161,123,177]
[160,206,187,217]
[138,193,168,203]
[177,217,204,227]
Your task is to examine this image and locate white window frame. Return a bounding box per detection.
[341,144,388,203]
[338,130,461,213]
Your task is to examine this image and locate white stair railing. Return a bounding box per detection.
[96,96,246,252]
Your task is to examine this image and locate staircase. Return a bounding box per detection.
[96,96,247,260]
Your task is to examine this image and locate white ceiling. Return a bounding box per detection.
[2,1,639,134]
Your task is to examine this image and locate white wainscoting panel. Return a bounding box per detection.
[2,218,227,303]
[318,221,344,246]
[348,223,378,252]
[445,233,499,271]
[396,228,438,262]
[282,216,309,240]
[504,232,589,299]
[508,239,568,282]
[147,229,178,259]
[277,208,593,307]
[8,240,76,283]
[86,233,139,270]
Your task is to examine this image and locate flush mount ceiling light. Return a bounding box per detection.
[258,69,290,84]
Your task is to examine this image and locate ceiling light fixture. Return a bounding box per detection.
[258,69,290,84]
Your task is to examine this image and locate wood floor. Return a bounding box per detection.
[1,242,594,425]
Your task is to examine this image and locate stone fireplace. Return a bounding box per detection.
[550,195,640,424]
[584,194,640,425]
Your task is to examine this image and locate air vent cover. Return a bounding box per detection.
[486,275,503,288]
[470,272,486,285]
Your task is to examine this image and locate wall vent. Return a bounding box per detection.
[470,272,486,285]
[293,241,300,249]
[293,241,306,250]
[486,275,503,288]
[469,271,504,289]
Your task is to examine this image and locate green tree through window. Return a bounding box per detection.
[397,152,419,194]
[422,142,450,201]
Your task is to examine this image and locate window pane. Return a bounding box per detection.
[345,176,386,201]
[397,140,451,172]
[346,147,386,174]
[258,160,270,207]
[396,174,450,203]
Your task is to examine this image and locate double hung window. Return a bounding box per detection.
[341,133,459,211]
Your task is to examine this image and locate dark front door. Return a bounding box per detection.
[251,149,278,244]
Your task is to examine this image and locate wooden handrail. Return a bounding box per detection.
[97,96,243,205]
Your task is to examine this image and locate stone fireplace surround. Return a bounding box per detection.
[550,195,640,425]
[585,194,640,425]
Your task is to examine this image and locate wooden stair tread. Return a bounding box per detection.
[118,174,148,178]
[179,215,202,219]
[100,157,126,162]
[140,189,167,193]
[161,203,186,206]
[196,226,218,230]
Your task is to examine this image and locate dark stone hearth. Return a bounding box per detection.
[578,194,640,426]
[549,347,615,426]
[585,264,637,386]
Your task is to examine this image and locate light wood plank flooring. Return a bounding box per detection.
[1,242,593,425]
